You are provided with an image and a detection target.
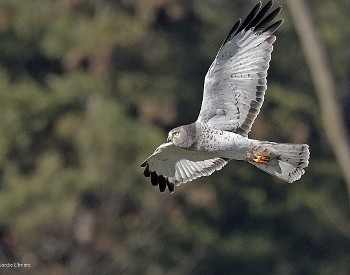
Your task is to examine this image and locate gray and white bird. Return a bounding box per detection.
[141,0,310,193]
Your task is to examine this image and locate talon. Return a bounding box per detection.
[253,154,270,164]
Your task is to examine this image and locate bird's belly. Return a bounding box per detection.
[197,130,252,160]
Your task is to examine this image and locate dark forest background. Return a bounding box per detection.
[0,0,349,274]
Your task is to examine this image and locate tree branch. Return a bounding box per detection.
[286,0,350,207]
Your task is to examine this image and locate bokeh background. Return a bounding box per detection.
[0,0,349,274]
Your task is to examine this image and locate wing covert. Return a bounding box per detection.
[197,0,283,136]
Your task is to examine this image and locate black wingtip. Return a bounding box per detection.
[255,6,282,32]
[142,165,175,193]
[151,172,158,186]
[167,180,175,193]
[157,176,165,192]
[246,0,274,30]
[264,19,283,34]
[224,0,282,43]
[143,165,150,177]
[223,19,242,45]
[236,1,262,33]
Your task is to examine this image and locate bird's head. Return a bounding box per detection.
[167,124,197,149]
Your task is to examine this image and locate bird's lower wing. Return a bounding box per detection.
[141,142,229,193]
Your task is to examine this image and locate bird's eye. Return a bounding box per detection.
[174,131,180,137]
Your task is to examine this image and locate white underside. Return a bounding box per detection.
[196,129,254,160]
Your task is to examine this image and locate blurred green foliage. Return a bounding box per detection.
[0,0,349,274]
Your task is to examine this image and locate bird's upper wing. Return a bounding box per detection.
[197,0,283,136]
[141,142,229,193]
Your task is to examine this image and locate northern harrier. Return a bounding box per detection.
[141,0,310,193]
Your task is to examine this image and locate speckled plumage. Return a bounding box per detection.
[191,122,252,160]
[141,1,310,193]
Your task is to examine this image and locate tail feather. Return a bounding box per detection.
[248,142,310,183]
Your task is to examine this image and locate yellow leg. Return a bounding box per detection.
[252,154,270,164]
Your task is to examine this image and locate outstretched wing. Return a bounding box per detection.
[197,0,283,136]
[141,142,229,193]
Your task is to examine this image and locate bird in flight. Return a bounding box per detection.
[141,0,310,193]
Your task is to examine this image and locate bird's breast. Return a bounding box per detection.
[196,128,251,160]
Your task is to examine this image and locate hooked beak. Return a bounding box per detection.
[167,133,171,142]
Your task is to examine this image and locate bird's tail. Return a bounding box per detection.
[248,141,310,183]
